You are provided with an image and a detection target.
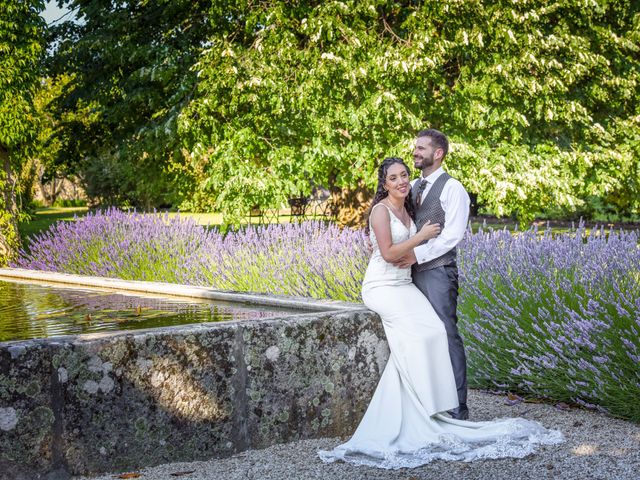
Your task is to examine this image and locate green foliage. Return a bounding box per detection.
[179,1,424,223]
[177,0,640,224]
[31,75,74,181]
[9,76,70,214]
[49,1,640,223]
[438,0,640,222]
[0,0,46,264]
[50,0,218,208]
[0,0,45,151]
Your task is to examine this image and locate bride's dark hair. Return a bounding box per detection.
[365,157,415,235]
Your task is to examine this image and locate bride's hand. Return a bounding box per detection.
[418,221,441,240]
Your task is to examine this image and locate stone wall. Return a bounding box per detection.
[0,309,387,478]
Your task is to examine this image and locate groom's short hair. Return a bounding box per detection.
[417,129,449,158]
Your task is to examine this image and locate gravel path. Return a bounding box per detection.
[74,389,640,480]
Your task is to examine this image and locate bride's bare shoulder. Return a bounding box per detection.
[370,202,390,219]
[369,203,392,234]
[372,202,394,213]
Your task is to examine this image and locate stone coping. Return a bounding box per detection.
[0,267,363,313]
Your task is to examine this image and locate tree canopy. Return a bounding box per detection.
[41,0,640,224]
[48,0,219,208]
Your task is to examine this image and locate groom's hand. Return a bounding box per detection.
[392,251,417,269]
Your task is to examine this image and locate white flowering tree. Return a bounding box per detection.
[179,0,640,224]
[50,0,639,225]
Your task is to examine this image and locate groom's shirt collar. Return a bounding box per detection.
[421,166,445,184]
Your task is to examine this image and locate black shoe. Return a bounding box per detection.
[447,404,469,420]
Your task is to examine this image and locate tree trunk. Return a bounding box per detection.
[50,176,59,205]
[329,181,371,229]
[0,146,21,265]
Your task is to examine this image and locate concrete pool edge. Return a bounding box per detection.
[0,267,361,312]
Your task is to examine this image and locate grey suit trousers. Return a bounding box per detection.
[412,264,468,406]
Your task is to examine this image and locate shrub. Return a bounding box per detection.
[459,225,640,421]
[14,208,368,300]
[14,209,640,421]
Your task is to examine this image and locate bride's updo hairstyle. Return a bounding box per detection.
[365,157,415,235]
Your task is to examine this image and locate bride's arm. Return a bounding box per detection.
[370,206,440,263]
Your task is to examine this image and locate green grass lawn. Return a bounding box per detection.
[18,207,89,243]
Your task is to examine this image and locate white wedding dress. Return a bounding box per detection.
[319,204,564,469]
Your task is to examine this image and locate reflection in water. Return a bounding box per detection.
[0,280,300,342]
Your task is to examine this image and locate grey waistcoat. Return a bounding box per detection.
[411,172,457,271]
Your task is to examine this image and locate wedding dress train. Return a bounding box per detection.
[319,204,563,469]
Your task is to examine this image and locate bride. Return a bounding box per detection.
[319,157,563,469]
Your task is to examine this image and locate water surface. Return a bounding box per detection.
[0,279,301,342]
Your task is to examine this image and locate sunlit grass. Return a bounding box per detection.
[19,206,89,242]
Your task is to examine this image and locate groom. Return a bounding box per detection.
[395,128,471,420]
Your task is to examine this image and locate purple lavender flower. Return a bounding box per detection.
[458,223,639,421]
[13,211,640,422]
[14,209,369,301]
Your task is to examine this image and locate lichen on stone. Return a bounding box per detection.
[0,406,18,431]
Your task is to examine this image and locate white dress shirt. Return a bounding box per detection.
[412,167,470,265]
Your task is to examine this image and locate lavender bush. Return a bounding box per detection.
[14,209,640,421]
[459,225,640,421]
[15,208,368,301]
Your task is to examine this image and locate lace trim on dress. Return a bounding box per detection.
[319,416,564,470]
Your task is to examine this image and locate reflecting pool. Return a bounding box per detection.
[0,279,303,342]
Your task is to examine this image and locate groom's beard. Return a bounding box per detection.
[414,154,434,170]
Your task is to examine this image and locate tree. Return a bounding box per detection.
[49,1,639,224]
[423,0,640,222]
[0,0,46,264]
[180,0,640,224]
[26,74,83,207]
[49,0,234,209]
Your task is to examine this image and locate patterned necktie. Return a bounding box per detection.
[415,179,428,207]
